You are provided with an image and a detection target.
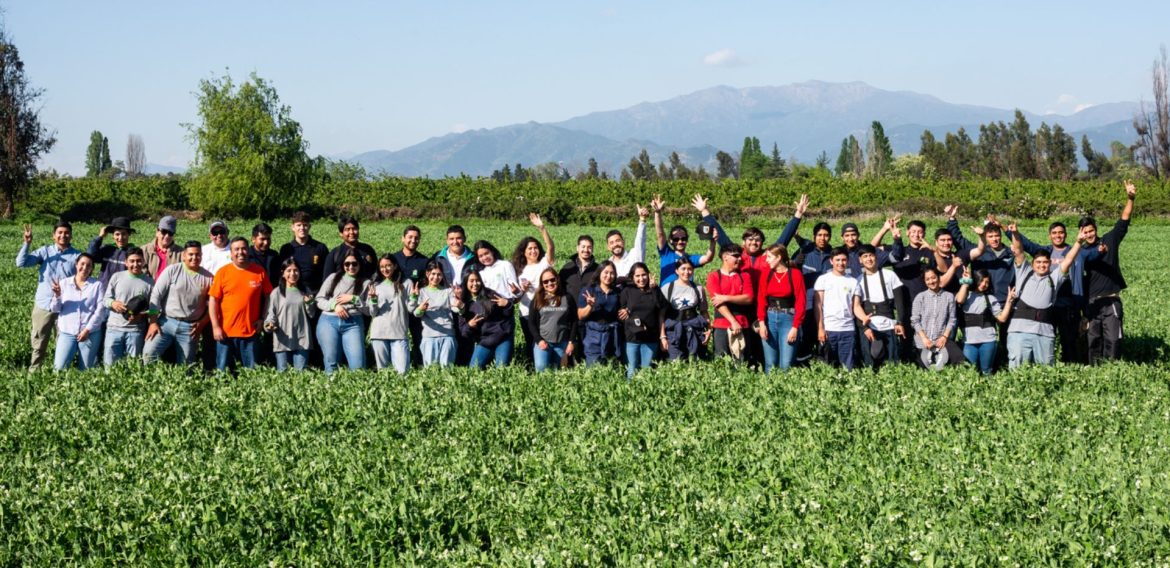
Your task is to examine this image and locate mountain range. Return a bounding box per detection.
[348,81,1141,177]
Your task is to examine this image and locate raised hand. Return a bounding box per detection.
[1125,179,1136,199]
[528,212,545,229]
[468,314,484,328]
[691,193,709,214]
[492,296,509,307]
[636,204,649,220]
[1006,287,1017,302]
[1007,222,1018,234]
[891,226,902,240]
[951,255,963,269]
[583,290,596,306]
[972,225,985,236]
[507,281,522,295]
[650,195,665,213]
[794,194,809,217]
[962,265,972,279]
[944,204,958,219]
[22,224,32,244]
[411,282,421,296]
[417,299,430,313]
[885,215,901,230]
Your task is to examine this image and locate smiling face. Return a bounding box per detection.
[908,225,925,247]
[539,270,560,295]
[379,258,397,281]
[283,264,300,286]
[721,250,741,271]
[676,262,694,283]
[402,229,420,253]
[830,254,848,275]
[976,276,991,293]
[924,270,940,291]
[670,231,688,253]
[598,264,616,287]
[841,230,859,248]
[577,239,594,263]
[292,221,310,242]
[632,266,650,289]
[210,226,228,247]
[476,247,495,267]
[252,232,271,253]
[1049,226,1067,247]
[342,255,361,276]
[340,223,359,246]
[75,256,94,280]
[446,231,465,255]
[742,235,763,256]
[182,246,202,271]
[1031,255,1051,277]
[935,234,953,254]
[466,272,483,294]
[426,267,443,287]
[860,252,876,272]
[607,233,625,258]
[230,240,249,268]
[814,228,831,250]
[126,252,145,275]
[113,229,131,248]
[524,240,541,263]
[156,228,174,249]
[54,226,72,249]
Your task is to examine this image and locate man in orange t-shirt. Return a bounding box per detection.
[209,237,273,371]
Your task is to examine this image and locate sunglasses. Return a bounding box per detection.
[210,229,227,236]
[670,236,688,243]
[343,262,360,268]
[540,279,558,285]
[159,230,174,237]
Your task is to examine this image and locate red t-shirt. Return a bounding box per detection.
[705,269,753,329]
[209,263,273,338]
[756,267,807,328]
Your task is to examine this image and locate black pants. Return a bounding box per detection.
[408,315,424,367]
[1086,297,1123,364]
[1053,300,1083,364]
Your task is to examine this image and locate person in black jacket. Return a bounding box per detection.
[527,267,578,372]
[1081,180,1136,364]
[619,262,667,379]
[458,269,514,369]
[322,216,377,280]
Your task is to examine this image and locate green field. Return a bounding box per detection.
[2,219,1169,564]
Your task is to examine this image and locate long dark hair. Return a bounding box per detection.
[628,262,652,290]
[324,252,368,299]
[472,240,504,269]
[511,236,544,272]
[459,269,492,305]
[375,253,404,294]
[593,260,617,289]
[423,259,448,289]
[278,257,310,298]
[972,269,994,296]
[532,267,563,311]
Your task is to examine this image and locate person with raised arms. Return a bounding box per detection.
[143,240,213,367]
[606,205,649,284]
[650,195,714,285]
[49,253,106,370]
[1079,180,1136,364]
[1006,222,1086,368]
[88,216,136,286]
[955,266,1014,375]
[17,220,80,371]
[512,213,555,367]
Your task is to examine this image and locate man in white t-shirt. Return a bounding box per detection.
[608,205,648,281]
[855,244,907,370]
[814,247,869,370]
[201,220,232,277]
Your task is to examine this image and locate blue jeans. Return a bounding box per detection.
[215,336,256,371]
[104,327,144,367]
[421,336,456,367]
[143,317,199,365]
[825,330,857,370]
[858,327,899,370]
[624,341,656,379]
[54,329,103,370]
[275,350,308,371]
[372,339,410,374]
[1007,332,1054,369]
[963,341,997,375]
[316,315,366,374]
[762,310,800,373]
[533,341,568,372]
[470,338,513,369]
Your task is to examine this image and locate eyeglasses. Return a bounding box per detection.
[210,229,227,236]
[343,262,360,268]
[159,230,174,237]
[670,236,688,243]
[540,279,557,285]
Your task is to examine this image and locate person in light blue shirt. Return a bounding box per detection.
[16,221,80,371]
[49,253,107,370]
[650,196,715,285]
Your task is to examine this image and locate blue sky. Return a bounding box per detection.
[6,0,1169,174]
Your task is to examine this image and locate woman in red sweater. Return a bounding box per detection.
[756,244,806,373]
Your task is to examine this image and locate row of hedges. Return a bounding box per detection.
[24,176,1170,224]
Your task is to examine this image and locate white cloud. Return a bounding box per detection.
[451,123,469,133]
[1047,94,1095,115]
[702,48,745,68]
[1074,103,1095,113]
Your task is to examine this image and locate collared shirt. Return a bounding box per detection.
[50,277,107,335]
[911,289,956,348]
[611,221,647,279]
[202,242,232,277]
[17,242,81,311]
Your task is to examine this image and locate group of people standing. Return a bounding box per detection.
[16,180,1136,376]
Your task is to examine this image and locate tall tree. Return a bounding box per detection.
[849,135,864,177]
[1133,45,1170,179]
[1007,110,1036,179]
[125,134,146,177]
[814,151,830,171]
[186,72,313,218]
[715,150,738,179]
[1082,135,1113,178]
[0,25,56,218]
[586,157,600,179]
[834,137,852,177]
[865,121,893,177]
[85,130,105,176]
[738,136,769,180]
[919,130,945,174]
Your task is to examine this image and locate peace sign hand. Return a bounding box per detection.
[583,290,596,306]
[22,224,32,244]
[50,279,61,297]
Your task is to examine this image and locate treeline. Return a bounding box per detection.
[26,174,1169,225]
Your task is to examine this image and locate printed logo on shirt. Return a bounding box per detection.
[249,280,261,288]
[313,255,319,265]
